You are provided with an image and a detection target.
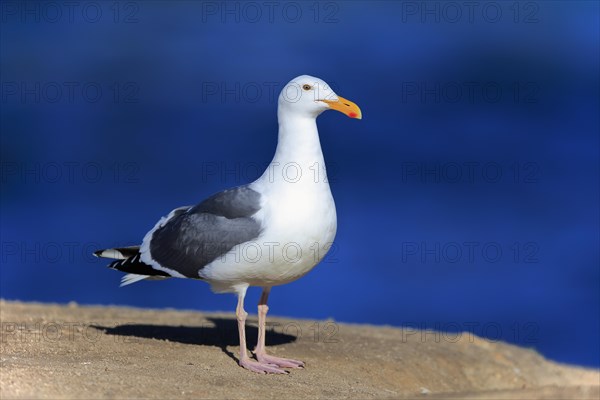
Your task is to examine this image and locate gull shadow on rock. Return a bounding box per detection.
[91,317,298,362]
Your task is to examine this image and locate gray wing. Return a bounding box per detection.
[146,185,262,278]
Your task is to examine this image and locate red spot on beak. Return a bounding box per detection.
[349,112,358,118]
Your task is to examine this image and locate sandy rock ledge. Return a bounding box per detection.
[1,300,598,399]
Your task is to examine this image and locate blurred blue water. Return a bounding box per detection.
[1,1,598,367]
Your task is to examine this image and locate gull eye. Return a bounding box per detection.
[302,84,312,91]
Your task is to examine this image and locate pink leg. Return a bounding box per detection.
[235,287,287,374]
[254,287,305,369]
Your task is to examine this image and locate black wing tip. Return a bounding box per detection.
[109,254,171,278]
[108,258,123,270]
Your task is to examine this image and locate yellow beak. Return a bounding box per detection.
[321,96,362,120]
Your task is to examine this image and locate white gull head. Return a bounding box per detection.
[277,75,362,120]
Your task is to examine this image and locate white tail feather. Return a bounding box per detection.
[120,274,169,287]
[120,274,150,287]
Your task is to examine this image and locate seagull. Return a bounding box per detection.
[94,75,362,374]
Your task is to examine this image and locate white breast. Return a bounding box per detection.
[200,170,337,292]
[257,178,338,275]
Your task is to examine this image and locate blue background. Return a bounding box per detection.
[1,1,598,367]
